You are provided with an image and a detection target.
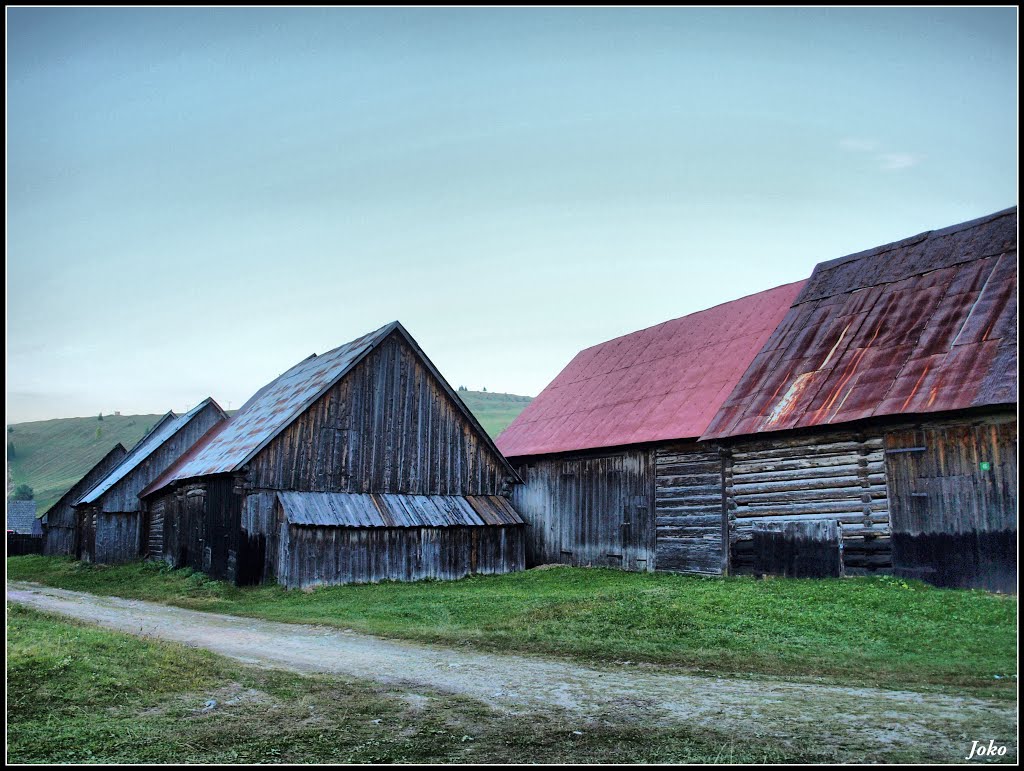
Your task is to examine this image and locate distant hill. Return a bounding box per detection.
[6,390,532,516]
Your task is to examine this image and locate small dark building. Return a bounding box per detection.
[74,399,227,564]
[41,444,127,557]
[496,282,805,574]
[7,499,42,555]
[141,322,526,589]
[703,207,1017,591]
[7,499,40,534]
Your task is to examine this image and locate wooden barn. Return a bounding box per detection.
[495,281,805,574]
[702,207,1017,591]
[140,321,526,589]
[41,443,127,556]
[74,399,227,564]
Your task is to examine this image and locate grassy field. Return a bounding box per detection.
[456,390,533,437]
[5,391,531,515]
[8,557,1016,695]
[8,605,829,764]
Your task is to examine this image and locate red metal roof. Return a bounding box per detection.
[702,207,1017,440]
[495,281,807,458]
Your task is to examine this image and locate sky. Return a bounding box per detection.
[6,8,1018,423]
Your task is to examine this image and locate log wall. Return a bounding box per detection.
[654,444,724,574]
[724,430,889,575]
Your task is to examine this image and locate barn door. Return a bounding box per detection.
[885,421,1017,592]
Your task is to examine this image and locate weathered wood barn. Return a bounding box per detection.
[41,443,127,556]
[495,281,805,574]
[75,399,227,564]
[140,322,525,589]
[702,207,1017,591]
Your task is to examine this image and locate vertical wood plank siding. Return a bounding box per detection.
[885,414,1017,591]
[155,477,243,582]
[724,431,889,575]
[44,448,127,557]
[511,449,654,570]
[75,509,142,565]
[247,335,512,496]
[654,443,724,574]
[279,523,525,589]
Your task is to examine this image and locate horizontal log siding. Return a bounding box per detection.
[654,444,724,575]
[511,449,654,570]
[279,523,525,589]
[725,431,890,575]
[247,334,513,496]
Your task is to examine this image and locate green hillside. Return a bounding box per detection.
[6,391,531,517]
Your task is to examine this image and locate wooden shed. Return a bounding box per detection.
[74,399,227,564]
[702,207,1017,591]
[495,281,805,574]
[42,443,127,556]
[140,322,526,589]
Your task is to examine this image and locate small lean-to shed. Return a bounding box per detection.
[42,444,127,556]
[140,321,525,588]
[702,207,1017,591]
[74,399,227,564]
[495,282,805,574]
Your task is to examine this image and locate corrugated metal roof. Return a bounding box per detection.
[144,321,519,496]
[702,207,1017,440]
[78,399,224,505]
[277,492,525,528]
[6,500,38,534]
[495,281,807,458]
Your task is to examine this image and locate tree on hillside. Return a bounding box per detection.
[97,412,104,421]
[7,442,15,459]
[482,386,487,392]
[12,484,33,501]
[458,385,467,392]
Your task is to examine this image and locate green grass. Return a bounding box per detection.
[455,390,533,438]
[6,391,530,515]
[9,556,1016,695]
[8,605,838,763]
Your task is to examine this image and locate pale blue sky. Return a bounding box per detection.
[6,8,1017,422]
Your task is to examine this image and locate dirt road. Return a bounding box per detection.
[7,581,1015,761]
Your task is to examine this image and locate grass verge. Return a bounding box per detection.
[8,604,858,763]
[8,556,1016,695]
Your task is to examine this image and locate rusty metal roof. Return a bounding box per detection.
[78,399,225,505]
[702,207,1017,440]
[277,492,524,528]
[143,321,518,497]
[495,281,807,458]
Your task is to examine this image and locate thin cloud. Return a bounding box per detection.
[877,152,924,171]
[839,138,879,152]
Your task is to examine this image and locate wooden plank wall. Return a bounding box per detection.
[90,512,142,564]
[885,414,1016,592]
[725,430,889,574]
[654,443,724,574]
[44,448,127,556]
[510,449,654,570]
[96,402,225,514]
[751,520,844,578]
[154,477,242,582]
[279,523,525,589]
[247,334,513,497]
